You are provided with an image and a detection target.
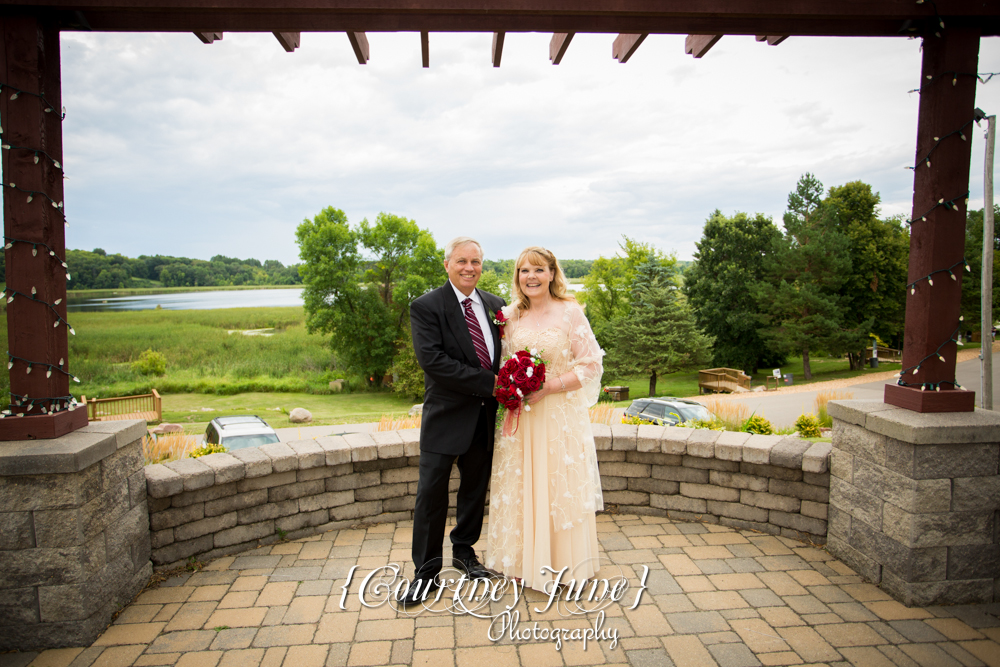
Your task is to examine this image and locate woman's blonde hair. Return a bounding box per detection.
[511,246,575,311]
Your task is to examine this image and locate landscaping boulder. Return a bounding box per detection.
[151,423,184,434]
[409,403,423,417]
[289,408,313,423]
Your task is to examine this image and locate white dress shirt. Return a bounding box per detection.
[449,281,496,362]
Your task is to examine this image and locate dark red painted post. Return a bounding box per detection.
[0,16,87,439]
[884,28,981,413]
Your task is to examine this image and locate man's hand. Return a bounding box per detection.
[493,374,499,397]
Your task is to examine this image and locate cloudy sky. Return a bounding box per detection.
[59,30,999,265]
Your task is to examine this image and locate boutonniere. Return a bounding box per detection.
[492,309,508,338]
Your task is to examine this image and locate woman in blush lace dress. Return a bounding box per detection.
[485,246,605,592]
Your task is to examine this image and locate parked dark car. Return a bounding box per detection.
[205,415,280,451]
[623,397,715,426]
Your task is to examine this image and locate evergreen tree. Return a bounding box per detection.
[684,210,784,373]
[605,260,712,396]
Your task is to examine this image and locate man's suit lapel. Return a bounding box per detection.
[477,290,503,371]
[442,283,479,367]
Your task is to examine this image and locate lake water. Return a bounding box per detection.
[67,288,305,312]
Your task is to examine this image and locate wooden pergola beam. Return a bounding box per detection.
[613,33,646,63]
[756,34,789,45]
[194,31,222,43]
[273,31,299,51]
[491,31,504,67]
[347,31,369,63]
[685,34,722,58]
[549,32,573,64]
[421,30,429,67]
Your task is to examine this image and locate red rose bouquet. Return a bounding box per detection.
[495,348,546,435]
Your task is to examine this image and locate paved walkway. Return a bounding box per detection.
[5,515,999,667]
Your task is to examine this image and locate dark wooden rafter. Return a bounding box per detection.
[273,31,299,51]
[492,31,504,67]
[756,35,788,45]
[194,31,222,43]
[685,34,722,58]
[613,33,646,63]
[24,2,998,36]
[420,29,429,67]
[549,32,573,64]
[347,31,369,64]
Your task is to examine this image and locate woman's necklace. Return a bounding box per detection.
[530,301,551,328]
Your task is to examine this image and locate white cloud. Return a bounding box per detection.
[59,30,1000,264]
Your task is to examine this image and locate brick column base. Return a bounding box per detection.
[0,420,152,650]
[828,400,1000,606]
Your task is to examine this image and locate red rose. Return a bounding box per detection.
[525,375,542,392]
[501,359,520,376]
[515,350,531,360]
[513,368,529,386]
[518,356,532,369]
[534,363,546,382]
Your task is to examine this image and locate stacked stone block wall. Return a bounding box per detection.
[828,400,1000,606]
[145,425,832,568]
[0,421,152,650]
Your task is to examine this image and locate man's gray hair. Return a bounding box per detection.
[444,237,484,261]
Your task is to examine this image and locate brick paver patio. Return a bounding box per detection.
[4,514,999,667]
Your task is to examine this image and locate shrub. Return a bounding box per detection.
[675,417,726,431]
[621,414,656,426]
[742,414,774,435]
[190,443,227,458]
[795,413,822,438]
[132,349,167,376]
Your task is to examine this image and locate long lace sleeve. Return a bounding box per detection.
[565,303,605,406]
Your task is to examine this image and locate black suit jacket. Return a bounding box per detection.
[410,281,505,455]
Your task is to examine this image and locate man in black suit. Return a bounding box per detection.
[401,236,504,607]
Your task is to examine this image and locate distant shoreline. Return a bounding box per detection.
[67,285,302,298]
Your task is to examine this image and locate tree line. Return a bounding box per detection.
[0,249,305,290]
[294,185,998,397]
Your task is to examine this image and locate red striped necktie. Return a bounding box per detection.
[462,298,492,370]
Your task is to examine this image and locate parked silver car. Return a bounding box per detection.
[205,415,280,451]
[623,397,714,426]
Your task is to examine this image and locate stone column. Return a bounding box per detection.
[828,400,1000,606]
[0,420,151,650]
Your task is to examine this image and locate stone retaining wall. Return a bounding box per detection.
[0,421,152,650]
[145,425,831,568]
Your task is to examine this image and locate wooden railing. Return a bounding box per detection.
[864,346,902,363]
[698,368,751,394]
[81,389,162,424]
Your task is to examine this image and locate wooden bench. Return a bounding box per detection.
[81,389,162,424]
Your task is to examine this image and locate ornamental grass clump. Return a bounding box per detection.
[795,413,822,438]
[143,433,197,465]
[815,389,853,428]
[377,413,421,431]
[741,414,774,435]
[701,399,749,432]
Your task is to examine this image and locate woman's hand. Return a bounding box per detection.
[527,383,553,405]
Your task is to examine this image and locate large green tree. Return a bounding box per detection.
[605,260,712,396]
[684,210,784,374]
[296,207,444,384]
[961,205,1000,330]
[823,181,909,366]
[755,174,865,380]
[577,236,677,350]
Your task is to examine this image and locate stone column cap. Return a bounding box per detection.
[0,419,144,475]
[829,399,1000,444]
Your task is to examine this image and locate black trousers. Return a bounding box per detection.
[411,403,493,581]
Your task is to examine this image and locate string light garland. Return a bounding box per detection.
[2,237,71,278]
[5,182,65,216]
[6,352,79,383]
[907,258,970,294]
[3,393,79,418]
[914,0,946,38]
[0,83,65,121]
[909,71,999,94]
[905,117,977,170]
[906,191,969,225]
[896,325,966,391]
[2,289,74,333]
[0,143,62,170]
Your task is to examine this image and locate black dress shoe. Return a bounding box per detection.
[399,578,439,608]
[453,552,491,579]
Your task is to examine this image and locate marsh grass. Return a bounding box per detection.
[377,413,421,431]
[816,389,853,427]
[143,433,198,465]
[701,399,750,432]
[6,307,342,398]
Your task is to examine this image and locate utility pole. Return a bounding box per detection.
[982,112,996,409]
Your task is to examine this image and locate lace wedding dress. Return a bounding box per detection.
[486,301,605,591]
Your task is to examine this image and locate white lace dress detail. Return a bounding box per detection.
[486,301,605,590]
